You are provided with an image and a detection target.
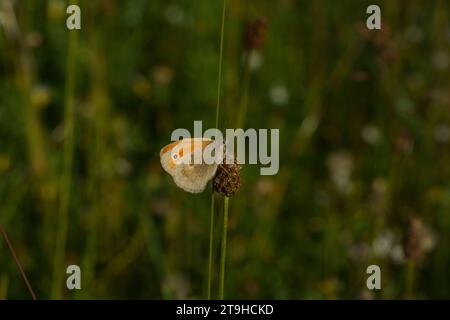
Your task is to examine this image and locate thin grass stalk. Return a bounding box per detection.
[0,275,9,299]
[207,193,215,299]
[405,260,415,299]
[236,52,251,128]
[219,196,229,299]
[0,224,37,300]
[51,12,79,299]
[207,0,227,299]
[82,13,108,296]
[215,0,227,130]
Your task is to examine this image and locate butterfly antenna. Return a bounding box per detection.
[0,224,37,300]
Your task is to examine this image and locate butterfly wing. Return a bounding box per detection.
[160,140,181,175]
[172,143,218,193]
[172,162,218,193]
[160,138,220,193]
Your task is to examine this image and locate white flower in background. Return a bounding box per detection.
[390,244,406,265]
[269,84,289,106]
[327,151,354,195]
[164,4,185,26]
[361,124,380,145]
[434,124,450,143]
[248,50,264,71]
[372,230,395,258]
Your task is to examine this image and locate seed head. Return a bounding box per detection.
[403,217,435,261]
[213,161,241,197]
[244,17,268,51]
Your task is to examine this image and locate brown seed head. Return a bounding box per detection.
[244,17,268,51]
[213,161,241,197]
[403,217,434,261]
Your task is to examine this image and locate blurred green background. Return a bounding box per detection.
[1,0,450,299]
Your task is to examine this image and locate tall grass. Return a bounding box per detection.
[51,6,79,298]
[207,193,215,299]
[405,260,415,299]
[207,0,227,300]
[236,52,251,128]
[218,196,229,300]
[0,224,37,299]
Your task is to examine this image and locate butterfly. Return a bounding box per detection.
[160,138,224,193]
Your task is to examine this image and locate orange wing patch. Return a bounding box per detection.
[160,141,180,156]
[161,139,214,162]
[186,140,211,152]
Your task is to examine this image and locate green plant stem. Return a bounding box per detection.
[51,18,79,299]
[215,0,227,129]
[405,260,415,299]
[0,275,8,300]
[219,196,229,300]
[207,0,227,299]
[207,193,215,299]
[1,224,36,300]
[236,51,251,128]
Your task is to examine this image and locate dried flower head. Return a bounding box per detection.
[403,217,435,261]
[213,160,241,197]
[244,17,268,51]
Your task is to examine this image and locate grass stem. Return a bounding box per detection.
[207,0,227,299]
[236,51,251,128]
[219,196,229,300]
[0,224,37,300]
[207,193,215,299]
[51,11,79,299]
[405,260,415,299]
[215,0,227,130]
